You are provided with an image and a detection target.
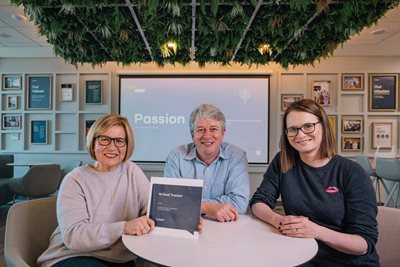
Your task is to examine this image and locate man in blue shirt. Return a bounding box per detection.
[164,104,250,222]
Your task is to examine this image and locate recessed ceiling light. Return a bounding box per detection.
[371,28,386,35]
[11,14,28,21]
[258,43,270,55]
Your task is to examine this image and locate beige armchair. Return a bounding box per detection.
[376,206,400,267]
[4,196,155,267]
[4,197,57,267]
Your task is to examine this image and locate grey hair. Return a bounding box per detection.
[189,103,226,135]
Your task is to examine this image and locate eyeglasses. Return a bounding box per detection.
[285,122,321,137]
[194,127,222,136]
[96,135,127,148]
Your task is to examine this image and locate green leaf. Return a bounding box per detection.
[211,0,218,16]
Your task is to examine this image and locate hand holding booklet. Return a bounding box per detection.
[147,177,203,239]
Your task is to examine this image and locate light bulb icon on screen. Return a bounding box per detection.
[239,88,251,104]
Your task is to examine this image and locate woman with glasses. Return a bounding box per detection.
[251,99,379,266]
[38,114,155,267]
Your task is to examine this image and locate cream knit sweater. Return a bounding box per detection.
[37,161,149,267]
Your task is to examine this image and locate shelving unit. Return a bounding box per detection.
[278,72,400,158]
[0,72,111,153]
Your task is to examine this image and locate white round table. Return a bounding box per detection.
[123,215,318,267]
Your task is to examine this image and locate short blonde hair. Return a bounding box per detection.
[280,99,336,173]
[86,114,134,161]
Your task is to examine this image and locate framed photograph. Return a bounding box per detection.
[372,122,393,149]
[312,80,331,106]
[30,120,48,144]
[341,117,363,134]
[341,73,364,91]
[7,95,18,109]
[27,75,52,109]
[2,114,21,130]
[60,83,74,101]
[368,74,398,111]
[3,75,21,90]
[86,80,103,104]
[281,94,303,111]
[328,115,337,139]
[342,136,362,152]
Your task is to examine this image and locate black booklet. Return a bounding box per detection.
[147,177,203,239]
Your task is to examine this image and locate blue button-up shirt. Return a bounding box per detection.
[164,142,250,214]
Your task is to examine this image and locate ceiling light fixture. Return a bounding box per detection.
[258,44,270,55]
[160,41,178,58]
[167,42,175,49]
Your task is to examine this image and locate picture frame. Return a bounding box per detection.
[342,136,362,152]
[30,120,48,144]
[60,83,74,101]
[371,122,393,149]
[86,80,103,104]
[2,114,22,130]
[368,74,398,111]
[341,73,364,91]
[27,75,52,109]
[281,94,303,111]
[341,116,363,134]
[2,75,21,90]
[312,80,331,106]
[6,95,18,109]
[328,115,337,140]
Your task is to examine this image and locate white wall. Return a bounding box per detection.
[1,56,400,195]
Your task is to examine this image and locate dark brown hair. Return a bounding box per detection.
[280,99,336,173]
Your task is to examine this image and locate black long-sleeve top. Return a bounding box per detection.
[251,153,379,266]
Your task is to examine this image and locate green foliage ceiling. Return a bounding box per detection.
[11,0,400,67]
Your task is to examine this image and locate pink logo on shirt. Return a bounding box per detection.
[325,185,339,194]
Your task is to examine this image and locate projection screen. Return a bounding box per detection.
[119,75,269,163]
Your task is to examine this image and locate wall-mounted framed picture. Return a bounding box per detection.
[312,80,331,106]
[2,114,22,130]
[341,73,364,91]
[2,75,22,90]
[341,116,363,134]
[371,121,393,149]
[342,136,362,152]
[60,83,74,101]
[30,120,48,144]
[86,80,103,104]
[27,75,52,109]
[281,94,303,111]
[368,74,398,111]
[7,95,18,109]
[328,115,337,139]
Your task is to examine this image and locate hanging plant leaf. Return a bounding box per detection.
[9,0,400,67]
